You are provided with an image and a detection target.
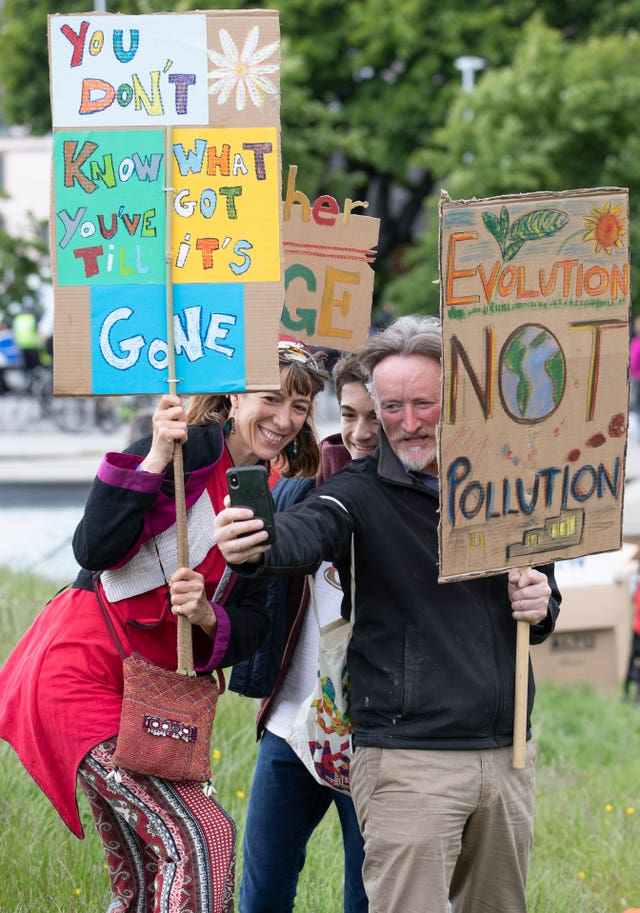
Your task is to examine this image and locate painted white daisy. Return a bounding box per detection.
[208,26,280,111]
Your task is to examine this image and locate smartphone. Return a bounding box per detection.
[226,466,277,545]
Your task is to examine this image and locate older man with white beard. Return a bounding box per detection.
[215,315,561,913]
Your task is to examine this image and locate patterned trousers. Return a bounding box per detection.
[78,738,236,913]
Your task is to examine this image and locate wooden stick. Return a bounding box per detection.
[163,124,194,675]
[512,618,529,768]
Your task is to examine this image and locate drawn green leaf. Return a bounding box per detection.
[482,211,505,245]
[503,240,525,262]
[499,206,509,240]
[508,209,569,242]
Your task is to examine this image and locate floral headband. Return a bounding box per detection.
[277,337,324,373]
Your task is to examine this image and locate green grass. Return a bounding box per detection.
[1,565,639,912]
[528,684,640,912]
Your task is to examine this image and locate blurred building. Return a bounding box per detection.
[0,126,51,237]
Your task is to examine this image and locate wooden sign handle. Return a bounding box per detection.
[162,124,194,676]
[512,618,529,768]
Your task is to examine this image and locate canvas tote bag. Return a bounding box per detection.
[287,500,355,793]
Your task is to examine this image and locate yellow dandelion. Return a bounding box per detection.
[213,749,221,761]
[578,872,586,880]
[626,807,635,815]
[583,200,626,254]
[236,789,245,799]
[74,888,81,895]
[605,804,613,812]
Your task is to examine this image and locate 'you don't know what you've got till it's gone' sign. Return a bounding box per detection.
[48,9,284,396]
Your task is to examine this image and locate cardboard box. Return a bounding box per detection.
[532,549,636,692]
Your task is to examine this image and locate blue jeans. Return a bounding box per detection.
[239,730,368,913]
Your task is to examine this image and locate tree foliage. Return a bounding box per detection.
[388,16,640,315]
[0,1,639,321]
[0,219,50,322]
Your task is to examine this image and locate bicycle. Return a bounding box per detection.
[49,393,156,435]
[0,364,53,431]
[0,369,156,436]
[49,395,123,434]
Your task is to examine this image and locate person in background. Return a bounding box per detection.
[126,407,156,445]
[214,315,561,913]
[370,300,395,335]
[624,548,640,701]
[629,315,640,438]
[12,307,44,373]
[0,319,22,393]
[0,339,327,913]
[230,351,378,913]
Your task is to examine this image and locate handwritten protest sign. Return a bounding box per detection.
[438,187,630,582]
[49,14,210,127]
[54,129,167,287]
[280,166,380,351]
[48,10,283,395]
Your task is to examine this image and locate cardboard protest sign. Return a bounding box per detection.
[49,14,210,128]
[438,187,630,582]
[280,166,380,351]
[48,10,283,395]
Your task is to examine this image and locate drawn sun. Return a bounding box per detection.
[583,200,627,255]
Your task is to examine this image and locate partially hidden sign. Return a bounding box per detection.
[438,187,630,581]
[280,166,380,352]
[48,10,283,395]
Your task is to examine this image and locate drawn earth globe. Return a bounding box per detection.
[500,324,566,422]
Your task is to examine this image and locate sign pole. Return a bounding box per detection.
[512,564,532,768]
[512,618,529,768]
[163,124,193,675]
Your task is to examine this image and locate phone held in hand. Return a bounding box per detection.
[226,466,277,545]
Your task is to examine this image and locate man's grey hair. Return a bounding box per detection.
[358,315,442,380]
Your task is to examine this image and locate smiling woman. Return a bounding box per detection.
[186,338,328,478]
[0,336,328,913]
